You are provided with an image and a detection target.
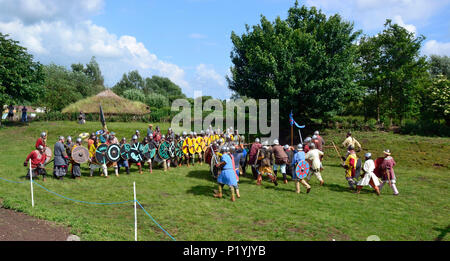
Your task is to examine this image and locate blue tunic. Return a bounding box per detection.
[217,154,238,187]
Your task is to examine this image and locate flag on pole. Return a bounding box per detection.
[289,111,305,129]
[99,103,107,130]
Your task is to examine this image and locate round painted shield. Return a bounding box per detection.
[182,139,189,155]
[129,149,144,163]
[168,141,176,158]
[175,140,184,158]
[120,143,131,160]
[106,144,121,162]
[79,132,89,139]
[95,144,109,164]
[196,137,205,153]
[295,160,310,179]
[187,137,195,155]
[44,147,52,164]
[72,146,89,164]
[158,141,171,160]
[148,142,157,159]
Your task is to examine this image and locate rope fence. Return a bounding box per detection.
[0,172,176,241]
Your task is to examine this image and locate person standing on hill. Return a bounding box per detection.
[248,138,262,179]
[21,106,28,122]
[54,136,69,180]
[291,144,311,194]
[343,145,358,190]
[305,143,324,186]
[314,131,325,149]
[356,152,381,195]
[71,138,83,179]
[272,139,289,184]
[214,147,240,202]
[7,104,14,121]
[342,131,361,155]
[24,145,47,181]
[35,132,47,149]
[379,149,399,196]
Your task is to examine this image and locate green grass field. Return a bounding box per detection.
[0,121,449,241]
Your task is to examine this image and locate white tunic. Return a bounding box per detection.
[357,159,380,186]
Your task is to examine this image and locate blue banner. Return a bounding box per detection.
[289,111,305,129]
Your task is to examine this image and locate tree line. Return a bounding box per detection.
[227,1,449,135]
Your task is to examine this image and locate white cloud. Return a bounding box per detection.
[191,64,230,99]
[0,0,104,24]
[306,0,449,32]
[423,40,450,56]
[392,15,417,35]
[0,1,192,94]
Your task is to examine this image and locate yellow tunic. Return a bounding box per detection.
[344,153,357,178]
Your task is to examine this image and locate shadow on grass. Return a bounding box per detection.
[186,185,215,197]
[187,170,215,181]
[322,183,354,193]
[434,225,450,241]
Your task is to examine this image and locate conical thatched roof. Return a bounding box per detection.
[62,90,151,115]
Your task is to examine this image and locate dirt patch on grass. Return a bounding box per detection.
[0,204,71,241]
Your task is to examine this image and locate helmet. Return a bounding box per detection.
[149,133,153,138]
[309,143,316,149]
[121,137,127,142]
[312,135,318,140]
[283,144,289,150]
[304,137,311,143]
[221,146,229,153]
[273,139,279,145]
[190,131,194,136]
[200,130,205,134]
[255,138,260,143]
[365,152,372,158]
[348,145,355,151]
[297,144,303,150]
[135,130,140,134]
[110,132,116,136]
[162,135,166,139]
[76,137,82,143]
[132,135,138,140]
[41,132,46,137]
[37,145,44,150]
[193,132,197,136]
[67,136,72,142]
[314,131,319,135]
[59,136,65,140]
[182,131,187,136]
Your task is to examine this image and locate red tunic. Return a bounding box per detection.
[248,143,262,165]
[25,150,47,168]
[35,138,45,149]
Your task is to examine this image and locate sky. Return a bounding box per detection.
[0,0,449,99]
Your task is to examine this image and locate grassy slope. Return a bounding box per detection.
[0,121,448,241]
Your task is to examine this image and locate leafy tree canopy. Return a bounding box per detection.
[227,1,362,122]
[0,33,45,107]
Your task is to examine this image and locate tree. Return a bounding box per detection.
[40,64,84,112]
[144,76,186,101]
[429,55,450,78]
[359,20,428,125]
[0,33,45,110]
[227,2,362,123]
[122,89,146,103]
[112,70,145,96]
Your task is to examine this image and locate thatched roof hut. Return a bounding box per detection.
[62,90,151,115]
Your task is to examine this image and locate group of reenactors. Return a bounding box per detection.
[23,127,399,201]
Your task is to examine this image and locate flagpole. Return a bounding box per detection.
[291,124,293,146]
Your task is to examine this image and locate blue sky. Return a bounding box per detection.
[1,0,449,99]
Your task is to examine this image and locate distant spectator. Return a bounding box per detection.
[78,111,86,124]
[7,104,14,121]
[21,106,28,122]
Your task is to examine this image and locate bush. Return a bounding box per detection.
[145,93,169,108]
